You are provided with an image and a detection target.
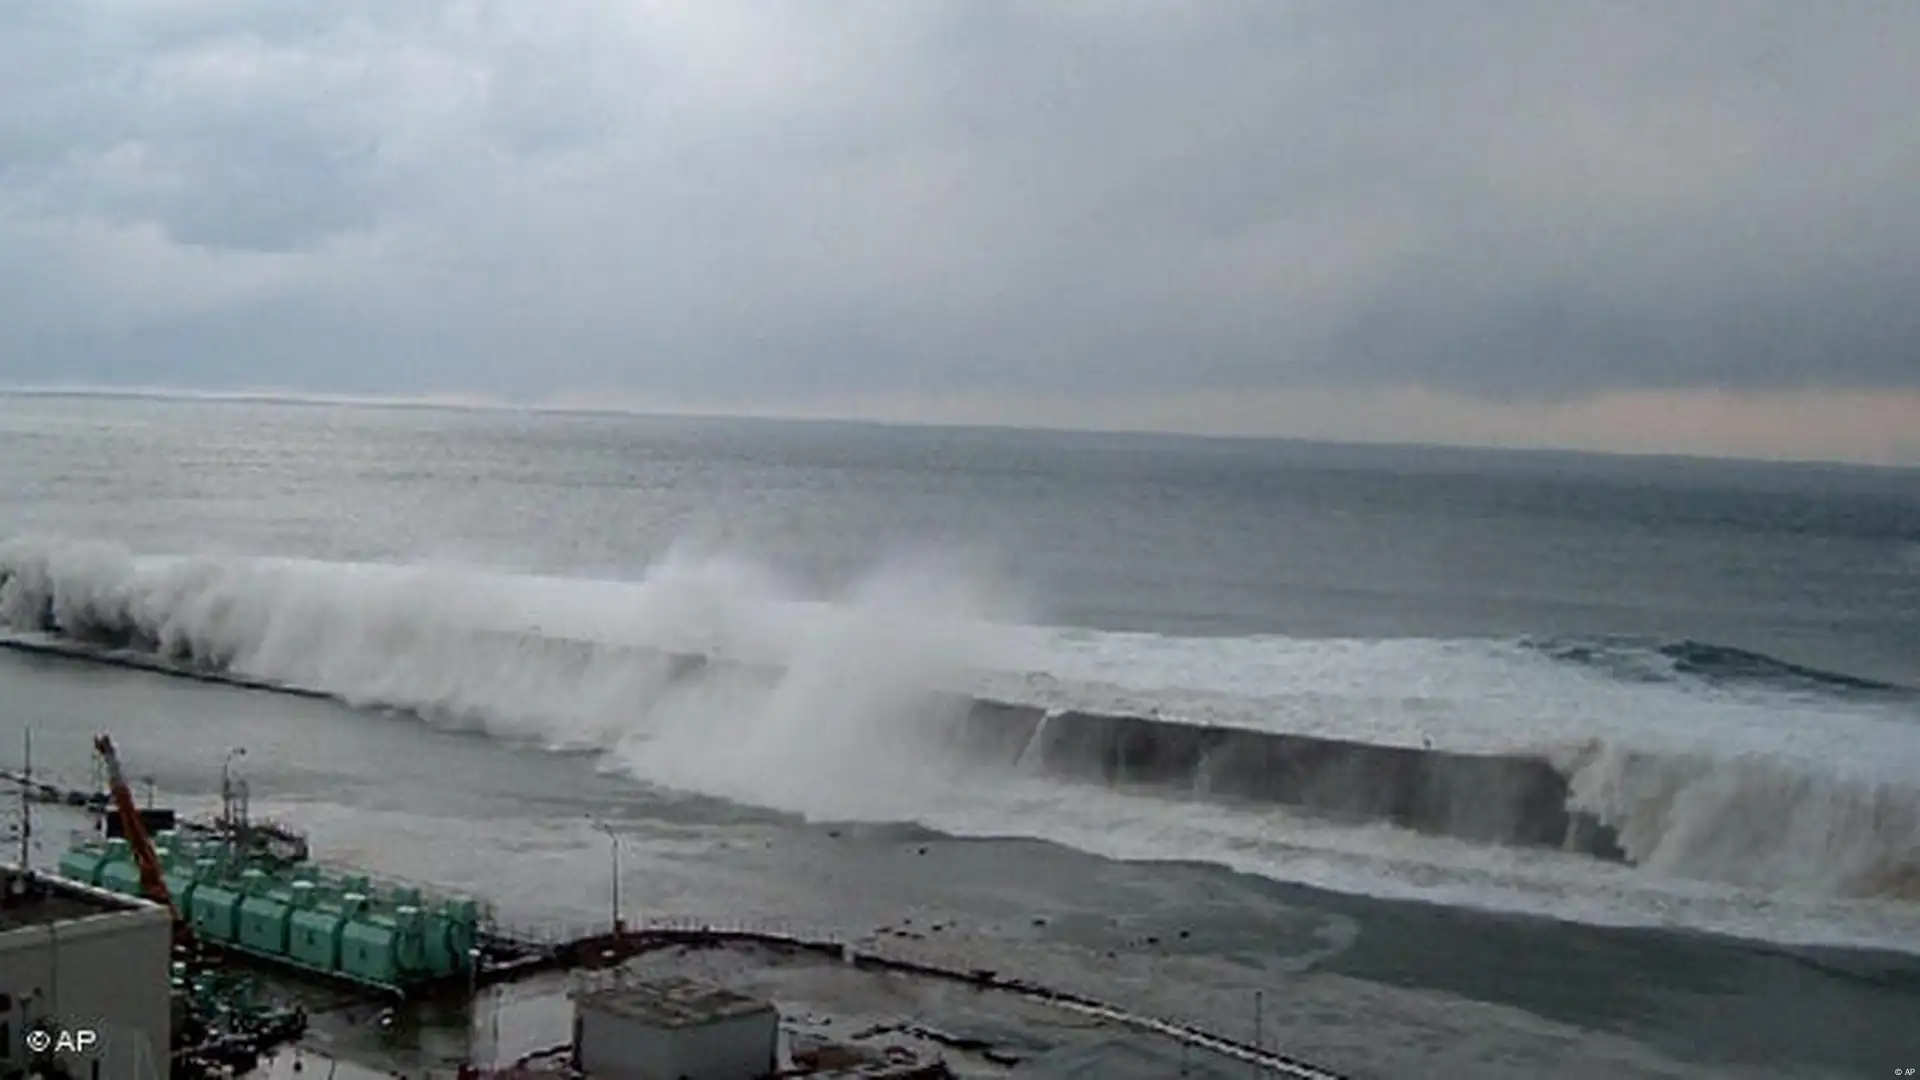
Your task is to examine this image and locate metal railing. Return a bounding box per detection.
[485,913,851,948]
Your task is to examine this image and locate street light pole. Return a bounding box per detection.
[18,728,31,870]
[594,820,621,935]
[467,946,485,1068]
[221,747,246,842]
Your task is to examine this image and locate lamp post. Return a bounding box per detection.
[220,747,246,839]
[17,728,31,869]
[467,946,485,1068]
[593,819,622,935]
[220,748,246,805]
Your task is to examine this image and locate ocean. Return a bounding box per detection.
[0,392,1915,1078]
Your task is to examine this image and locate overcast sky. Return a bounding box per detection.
[3,2,1918,462]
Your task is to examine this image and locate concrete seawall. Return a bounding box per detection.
[0,628,1624,861]
[946,700,1624,857]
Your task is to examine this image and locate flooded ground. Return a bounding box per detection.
[5,650,1915,1079]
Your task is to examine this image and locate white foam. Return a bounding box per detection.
[976,628,1915,770]
[1563,743,1920,898]
[883,771,1920,953]
[3,536,1917,950]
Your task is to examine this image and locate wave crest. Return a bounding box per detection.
[1564,742,1920,900]
[1525,635,1905,695]
[4,537,1917,904]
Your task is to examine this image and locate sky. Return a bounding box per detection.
[2,2,1918,464]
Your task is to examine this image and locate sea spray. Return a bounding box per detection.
[612,552,1019,817]
[1563,743,1920,898]
[5,536,1919,904]
[0,536,1027,803]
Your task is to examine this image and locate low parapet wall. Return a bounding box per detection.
[1,631,1624,861]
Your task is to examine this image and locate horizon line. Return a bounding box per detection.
[1,382,1913,473]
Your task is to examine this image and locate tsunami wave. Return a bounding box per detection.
[1523,636,1911,696]
[1,537,1917,910]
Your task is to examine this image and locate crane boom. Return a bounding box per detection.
[92,734,184,931]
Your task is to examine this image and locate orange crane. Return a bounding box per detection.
[93,734,191,945]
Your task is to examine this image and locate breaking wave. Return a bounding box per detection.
[1525,636,1909,696]
[1561,743,1920,900]
[2,537,1917,905]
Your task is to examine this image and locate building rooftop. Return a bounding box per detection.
[573,975,776,1029]
[0,865,150,933]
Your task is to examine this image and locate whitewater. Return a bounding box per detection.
[4,536,1916,954]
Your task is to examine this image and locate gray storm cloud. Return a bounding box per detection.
[1,1,1917,407]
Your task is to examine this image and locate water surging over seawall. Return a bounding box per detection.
[5,539,1918,900]
[945,702,1622,857]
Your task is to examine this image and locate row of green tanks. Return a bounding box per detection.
[60,832,488,995]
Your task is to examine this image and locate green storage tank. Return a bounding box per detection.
[190,855,221,886]
[392,905,428,975]
[160,855,200,913]
[339,896,403,987]
[58,840,108,886]
[236,870,292,956]
[287,881,347,974]
[160,835,204,870]
[54,837,498,992]
[97,838,143,897]
[191,876,244,943]
[423,898,481,977]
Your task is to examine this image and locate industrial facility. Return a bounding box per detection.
[57,835,486,996]
[0,865,173,1079]
[4,730,1340,1080]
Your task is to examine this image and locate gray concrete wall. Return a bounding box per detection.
[577,1005,777,1080]
[0,895,172,1080]
[668,1011,778,1080]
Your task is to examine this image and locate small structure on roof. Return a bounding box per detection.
[570,974,778,1080]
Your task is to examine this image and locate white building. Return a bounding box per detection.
[0,867,172,1080]
[571,975,778,1080]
